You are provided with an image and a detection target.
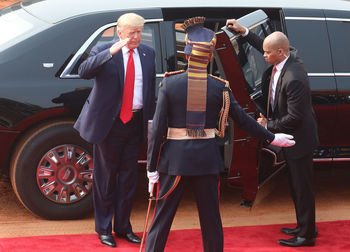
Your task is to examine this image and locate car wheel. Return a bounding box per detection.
[10,120,93,220]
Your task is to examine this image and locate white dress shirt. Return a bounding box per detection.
[242,27,289,108]
[270,56,289,108]
[122,46,143,110]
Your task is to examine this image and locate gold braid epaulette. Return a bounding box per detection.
[209,74,231,138]
[209,74,231,91]
[164,70,185,77]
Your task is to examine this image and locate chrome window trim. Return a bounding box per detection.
[326,18,350,22]
[333,158,350,161]
[313,158,333,162]
[285,17,350,22]
[60,18,163,79]
[285,17,326,21]
[156,73,164,78]
[314,158,350,162]
[335,73,350,77]
[308,73,335,77]
[308,73,350,77]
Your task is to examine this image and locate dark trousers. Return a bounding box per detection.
[286,152,316,238]
[145,174,223,252]
[93,112,142,235]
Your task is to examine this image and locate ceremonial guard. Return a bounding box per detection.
[145,17,295,252]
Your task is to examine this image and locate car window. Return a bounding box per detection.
[232,23,270,92]
[284,19,333,74]
[326,19,350,73]
[61,22,161,78]
[174,24,187,71]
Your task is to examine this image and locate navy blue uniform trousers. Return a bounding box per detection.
[145,173,223,252]
[93,111,142,235]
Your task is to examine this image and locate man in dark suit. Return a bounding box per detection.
[145,17,295,252]
[226,19,319,247]
[74,13,155,247]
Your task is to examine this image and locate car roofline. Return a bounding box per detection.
[20,0,350,24]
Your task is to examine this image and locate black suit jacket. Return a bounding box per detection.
[74,41,156,144]
[245,32,319,159]
[147,71,274,175]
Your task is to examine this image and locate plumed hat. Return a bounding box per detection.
[183,16,216,56]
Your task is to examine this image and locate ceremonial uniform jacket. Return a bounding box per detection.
[147,71,275,176]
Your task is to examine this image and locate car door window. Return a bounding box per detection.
[326,18,350,73]
[60,22,161,78]
[174,24,187,71]
[233,23,270,93]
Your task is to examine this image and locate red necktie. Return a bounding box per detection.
[267,65,277,118]
[120,49,135,124]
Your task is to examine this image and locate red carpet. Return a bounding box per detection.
[1,220,350,251]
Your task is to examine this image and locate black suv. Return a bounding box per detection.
[1,0,349,219]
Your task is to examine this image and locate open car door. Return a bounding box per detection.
[215,10,287,206]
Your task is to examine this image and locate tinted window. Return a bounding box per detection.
[285,19,333,73]
[326,20,350,73]
[234,23,270,91]
[174,24,187,71]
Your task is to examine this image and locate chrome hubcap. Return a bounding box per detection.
[36,145,93,203]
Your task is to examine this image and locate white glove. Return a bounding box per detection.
[271,133,295,147]
[147,171,159,193]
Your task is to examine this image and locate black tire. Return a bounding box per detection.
[10,120,94,220]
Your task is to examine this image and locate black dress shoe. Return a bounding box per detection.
[99,234,116,247]
[278,236,315,247]
[281,227,300,236]
[116,232,141,244]
[281,227,318,237]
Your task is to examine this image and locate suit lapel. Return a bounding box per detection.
[273,55,293,110]
[273,74,282,110]
[138,44,148,100]
[114,49,124,88]
[262,66,273,116]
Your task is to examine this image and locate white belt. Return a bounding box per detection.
[167,127,215,140]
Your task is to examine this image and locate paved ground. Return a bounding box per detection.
[1,164,350,238]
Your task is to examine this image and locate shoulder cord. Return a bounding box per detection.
[215,90,230,138]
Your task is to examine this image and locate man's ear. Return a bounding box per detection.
[117,27,122,38]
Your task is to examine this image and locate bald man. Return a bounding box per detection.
[226,19,319,247]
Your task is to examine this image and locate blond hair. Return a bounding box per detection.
[117,13,145,29]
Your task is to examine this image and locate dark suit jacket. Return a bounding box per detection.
[147,71,274,176]
[74,41,156,144]
[244,32,319,159]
